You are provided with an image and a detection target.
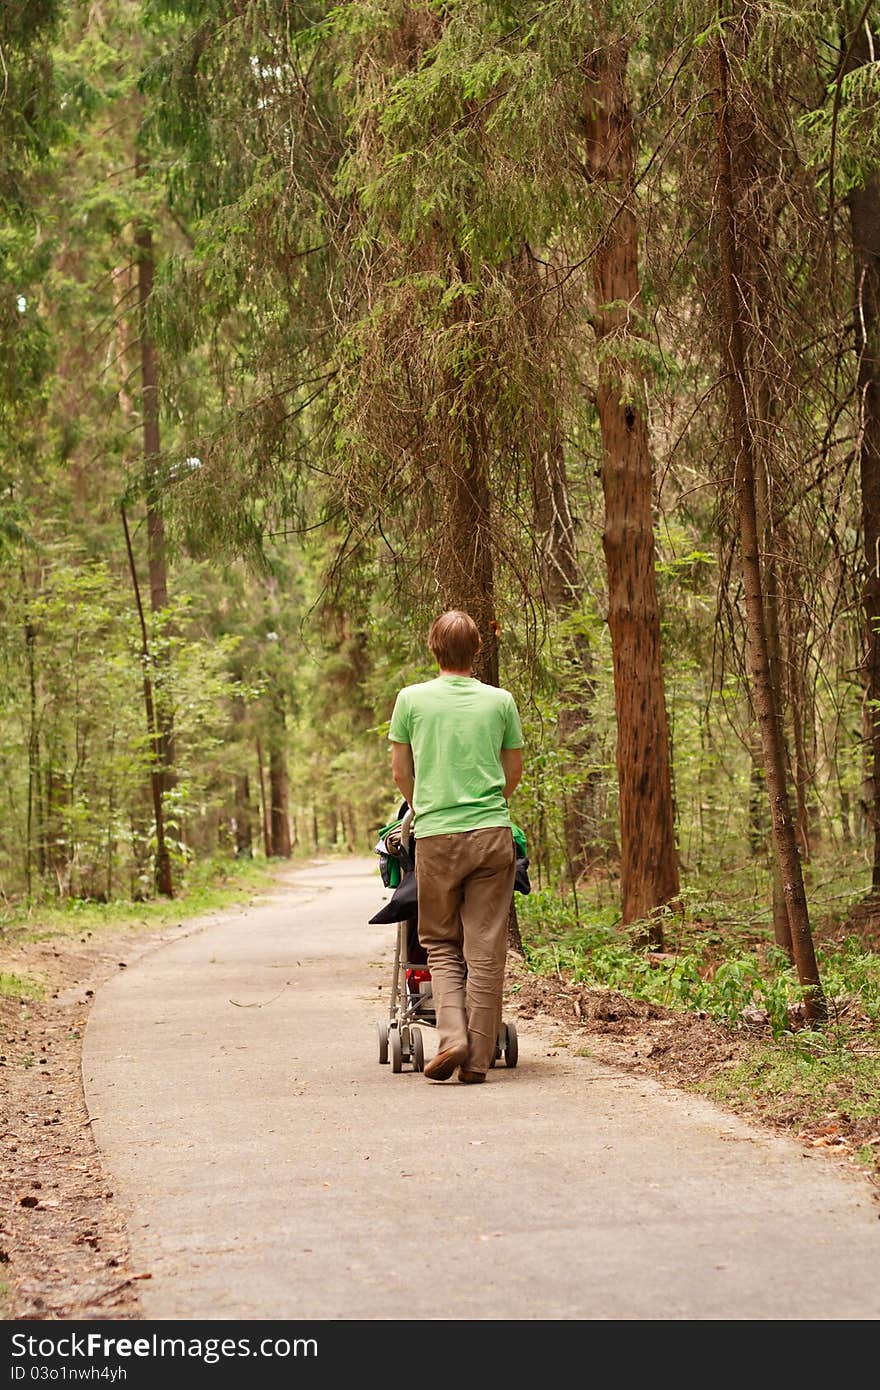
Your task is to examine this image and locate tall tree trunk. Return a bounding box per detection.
[747,737,767,853]
[845,24,880,894]
[105,736,116,900]
[435,312,522,946]
[136,218,168,616]
[134,150,174,788]
[753,457,794,957]
[786,601,814,863]
[773,515,817,862]
[256,737,271,857]
[585,41,679,942]
[437,422,523,949]
[715,26,823,1018]
[230,686,253,858]
[268,695,292,859]
[268,750,291,857]
[234,774,253,858]
[44,765,70,896]
[24,613,38,897]
[437,424,499,685]
[433,255,523,941]
[121,504,173,897]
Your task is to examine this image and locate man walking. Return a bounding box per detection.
[388,610,523,1084]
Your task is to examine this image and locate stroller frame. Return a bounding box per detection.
[377,913,434,1072]
[375,809,519,1074]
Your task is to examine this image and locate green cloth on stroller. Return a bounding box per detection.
[374,816,529,894]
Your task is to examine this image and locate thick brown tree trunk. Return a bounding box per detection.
[437,430,523,949]
[268,754,291,857]
[845,26,880,893]
[343,802,357,851]
[436,326,526,945]
[437,425,499,685]
[585,42,679,942]
[256,737,271,857]
[715,28,823,1018]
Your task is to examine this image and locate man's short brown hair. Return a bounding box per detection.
[428,610,481,670]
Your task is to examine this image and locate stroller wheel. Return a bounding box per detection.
[390,1027,403,1073]
[410,1027,425,1072]
[377,1019,390,1065]
[504,1019,519,1068]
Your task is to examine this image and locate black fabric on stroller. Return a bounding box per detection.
[369,806,531,926]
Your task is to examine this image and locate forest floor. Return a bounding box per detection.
[0,861,281,1320]
[1,925,152,1318]
[1,861,878,1319]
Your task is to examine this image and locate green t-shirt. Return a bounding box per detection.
[388,676,523,839]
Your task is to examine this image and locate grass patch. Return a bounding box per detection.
[703,1038,880,1121]
[519,887,880,1037]
[0,970,44,1000]
[701,1035,880,1166]
[0,855,286,946]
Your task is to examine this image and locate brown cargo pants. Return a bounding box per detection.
[415,826,516,1075]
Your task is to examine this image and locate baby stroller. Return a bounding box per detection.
[369,805,531,1074]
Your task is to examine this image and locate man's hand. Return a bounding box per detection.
[501,747,523,800]
[391,741,415,805]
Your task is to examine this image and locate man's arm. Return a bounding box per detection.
[501,747,523,801]
[391,741,415,806]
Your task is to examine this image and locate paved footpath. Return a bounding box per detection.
[83,858,880,1320]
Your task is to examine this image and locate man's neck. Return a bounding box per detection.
[439,667,473,678]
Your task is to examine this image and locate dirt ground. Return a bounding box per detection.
[2,922,877,1320]
[1,929,154,1320]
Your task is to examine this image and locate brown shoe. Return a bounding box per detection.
[424,1046,468,1081]
[458,1068,486,1084]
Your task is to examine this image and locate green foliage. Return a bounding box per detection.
[820,937,880,1025]
[0,0,876,1092]
[520,882,880,1041]
[0,0,63,208]
[331,0,591,262]
[0,556,253,900]
[0,853,280,942]
[801,55,880,197]
[704,1040,880,1154]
